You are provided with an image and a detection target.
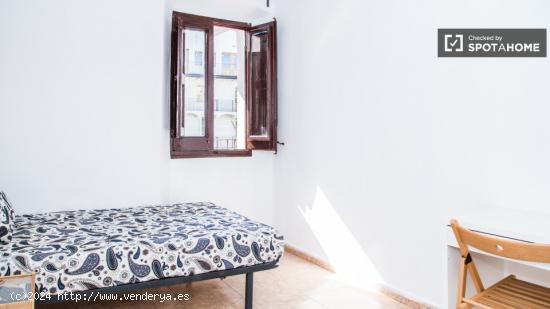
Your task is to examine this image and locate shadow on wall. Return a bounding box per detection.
[298,187,384,290]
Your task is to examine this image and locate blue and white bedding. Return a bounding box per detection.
[0,192,15,245]
[0,203,284,295]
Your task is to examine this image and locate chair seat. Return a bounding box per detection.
[466,275,550,309]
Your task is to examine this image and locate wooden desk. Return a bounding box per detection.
[445,208,550,308]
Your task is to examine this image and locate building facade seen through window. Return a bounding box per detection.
[183,27,245,150]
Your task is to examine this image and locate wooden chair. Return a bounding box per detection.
[450,219,550,309]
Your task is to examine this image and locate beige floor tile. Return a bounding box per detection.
[307,285,407,309]
[169,279,242,309]
[38,252,406,309]
[234,296,328,309]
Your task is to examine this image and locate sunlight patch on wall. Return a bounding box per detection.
[299,187,383,290]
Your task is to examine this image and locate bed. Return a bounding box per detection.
[0,202,284,308]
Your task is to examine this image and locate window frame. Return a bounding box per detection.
[170,12,277,159]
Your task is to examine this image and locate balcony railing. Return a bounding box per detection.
[215,137,237,150]
[186,98,236,112]
[187,63,238,77]
[216,99,236,112]
[185,98,205,111]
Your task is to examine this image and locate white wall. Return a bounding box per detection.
[273,0,550,307]
[0,0,275,225]
[164,0,275,223]
[3,0,550,307]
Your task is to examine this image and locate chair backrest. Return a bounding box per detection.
[451,219,550,264]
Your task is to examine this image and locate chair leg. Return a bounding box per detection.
[245,272,253,309]
[457,258,467,309]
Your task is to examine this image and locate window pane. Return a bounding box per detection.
[213,26,246,150]
[194,51,203,65]
[250,31,269,137]
[183,29,206,137]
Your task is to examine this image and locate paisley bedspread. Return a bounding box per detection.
[0,203,284,295]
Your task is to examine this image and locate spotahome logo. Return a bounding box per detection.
[438,29,546,57]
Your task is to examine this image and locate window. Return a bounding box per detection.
[221,52,238,76]
[170,12,277,158]
[194,51,203,66]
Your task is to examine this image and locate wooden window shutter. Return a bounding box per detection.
[247,21,277,151]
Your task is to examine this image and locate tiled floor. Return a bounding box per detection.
[41,253,407,309]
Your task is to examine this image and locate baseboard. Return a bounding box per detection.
[284,244,438,309]
[284,244,335,272]
[380,284,438,309]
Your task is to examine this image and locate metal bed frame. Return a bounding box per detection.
[36,260,279,309]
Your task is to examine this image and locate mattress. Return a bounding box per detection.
[0,203,284,295]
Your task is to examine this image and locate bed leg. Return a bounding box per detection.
[245,272,253,309]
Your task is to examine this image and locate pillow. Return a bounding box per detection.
[0,192,15,245]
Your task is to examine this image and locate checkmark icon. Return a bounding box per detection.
[444,34,463,52]
[449,39,459,47]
